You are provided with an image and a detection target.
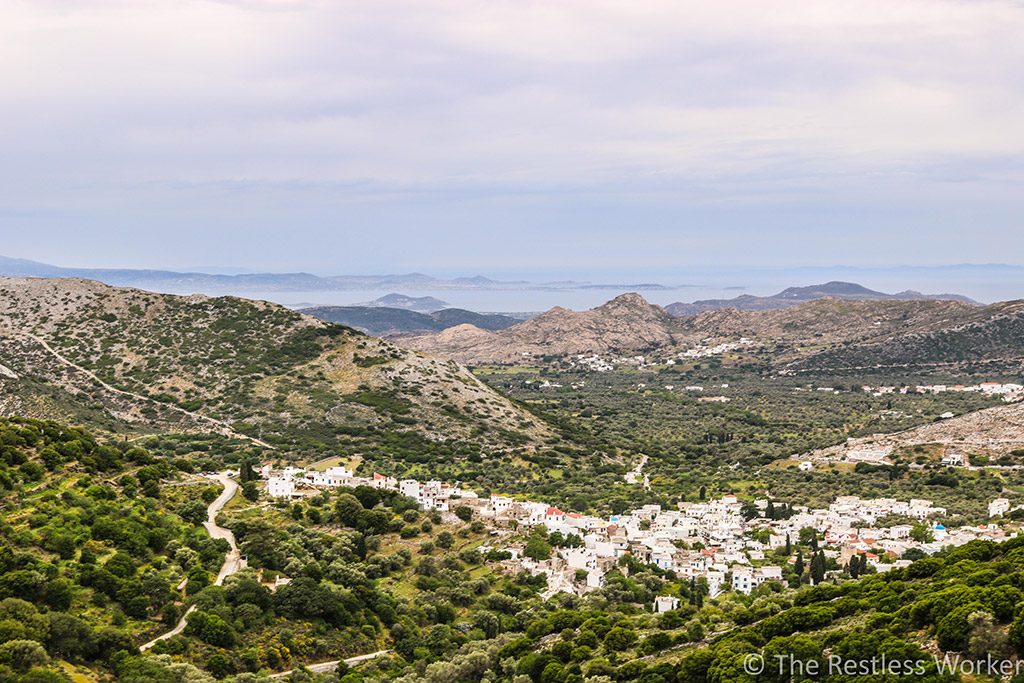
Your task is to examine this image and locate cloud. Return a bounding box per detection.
[0,0,1021,270]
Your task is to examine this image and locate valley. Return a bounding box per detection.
[7,1,1023,680]
[1,278,1024,683]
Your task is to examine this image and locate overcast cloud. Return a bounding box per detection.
[0,0,1022,273]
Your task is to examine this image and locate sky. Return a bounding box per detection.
[1,0,1022,276]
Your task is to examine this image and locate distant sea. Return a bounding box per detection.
[227,287,715,314]
[215,264,1023,313]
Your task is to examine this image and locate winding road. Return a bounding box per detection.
[267,650,392,678]
[140,472,243,651]
[140,473,389,674]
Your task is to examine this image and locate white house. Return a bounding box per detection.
[489,496,514,517]
[281,466,304,481]
[371,473,398,490]
[545,507,566,525]
[400,479,422,499]
[990,498,1011,518]
[267,476,295,498]
[309,466,353,487]
[940,453,964,467]
[732,566,784,595]
[654,595,681,613]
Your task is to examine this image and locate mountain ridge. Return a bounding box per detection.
[0,254,674,293]
[402,291,1024,371]
[666,280,978,316]
[400,292,678,363]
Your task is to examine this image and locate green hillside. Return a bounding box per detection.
[790,301,1024,374]
[0,278,552,460]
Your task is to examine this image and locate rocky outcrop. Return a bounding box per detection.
[401,293,679,363]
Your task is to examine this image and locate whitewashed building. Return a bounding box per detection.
[267,476,295,498]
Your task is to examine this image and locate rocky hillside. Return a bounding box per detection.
[803,400,1024,464]
[787,300,1024,373]
[398,292,1024,373]
[0,278,551,453]
[675,297,1024,371]
[401,293,679,363]
[666,280,977,316]
[675,298,978,347]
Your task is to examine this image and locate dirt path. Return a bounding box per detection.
[625,454,648,484]
[268,650,392,678]
[140,472,244,651]
[12,329,273,448]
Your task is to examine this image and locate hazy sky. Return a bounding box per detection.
[1,0,1022,274]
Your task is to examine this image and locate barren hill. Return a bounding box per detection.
[0,277,551,452]
[803,400,1024,464]
[401,293,678,363]
[674,298,979,347]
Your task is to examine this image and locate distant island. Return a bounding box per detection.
[665,281,978,315]
[0,254,686,294]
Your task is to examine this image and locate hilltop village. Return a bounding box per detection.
[263,464,1017,602]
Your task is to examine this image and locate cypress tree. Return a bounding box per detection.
[811,550,826,584]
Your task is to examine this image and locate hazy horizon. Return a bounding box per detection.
[3,251,1023,307]
[2,1,1022,275]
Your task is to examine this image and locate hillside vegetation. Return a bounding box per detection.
[0,278,551,457]
[0,417,223,681]
[403,293,1024,374]
[789,300,1024,373]
[7,417,1024,682]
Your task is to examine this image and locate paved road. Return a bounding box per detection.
[268,650,391,678]
[140,472,243,651]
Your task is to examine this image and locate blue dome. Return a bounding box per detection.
[934,523,946,531]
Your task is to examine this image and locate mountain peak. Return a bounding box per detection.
[775,281,881,299]
[600,292,653,308]
[402,292,675,363]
